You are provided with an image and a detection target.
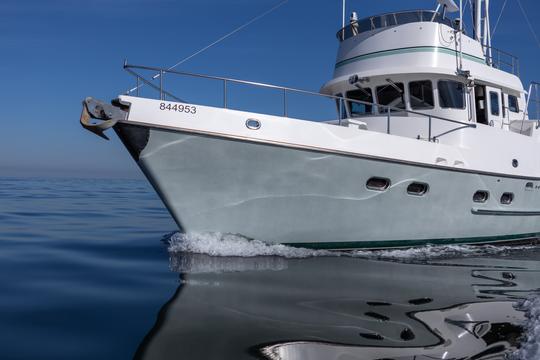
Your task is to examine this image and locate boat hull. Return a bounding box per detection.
[115,122,540,249]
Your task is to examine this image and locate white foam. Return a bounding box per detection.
[168,232,334,258]
[351,243,533,261]
[509,296,540,360]
[167,232,534,260]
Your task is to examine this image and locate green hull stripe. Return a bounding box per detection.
[285,232,540,250]
[335,46,486,69]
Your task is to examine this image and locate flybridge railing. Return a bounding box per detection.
[123,63,476,142]
[336,10,457,41]
[484,46,520,76]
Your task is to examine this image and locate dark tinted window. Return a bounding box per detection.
[508,95,519,113]
[490,91,500,116]
[438,80,465,109]
[377,83,405,112]
[394,12,421,24]
[347,88,373,116]
[409,80,434,109]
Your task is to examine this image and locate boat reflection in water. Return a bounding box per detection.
[134,247,540,360]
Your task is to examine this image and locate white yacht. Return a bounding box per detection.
[81,0,540,249]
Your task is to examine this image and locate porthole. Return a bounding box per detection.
[245,118,261,130]
[473,190,489,203]
[512,159,519,168]
[500,192,514,205]
[526,182,534,190]
[407,182,429,196]
[366,177,390,191]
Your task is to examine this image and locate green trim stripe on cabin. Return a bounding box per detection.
[335,46,486,69]
[285,232,540,250]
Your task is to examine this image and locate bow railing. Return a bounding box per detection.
[123,62,476,142]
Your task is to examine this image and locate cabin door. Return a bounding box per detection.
[474,85,487,125]
[485,86,503,128]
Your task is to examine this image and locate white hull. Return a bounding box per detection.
[114,97,540,248]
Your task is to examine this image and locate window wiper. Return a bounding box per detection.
[385,78,404,93]
[353,84,372,98]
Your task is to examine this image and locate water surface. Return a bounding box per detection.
[2,177,540,359]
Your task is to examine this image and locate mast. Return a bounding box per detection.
[472,0,492,60]
[459,0,463,70]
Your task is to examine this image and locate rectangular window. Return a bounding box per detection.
[508,95,519,113]
[346,88,373,116]
[409,80,434,109]
[376,82,405,112]
[438,80,465,109]
[490,91,500,116]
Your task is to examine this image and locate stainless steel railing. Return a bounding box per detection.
[484,46,520,76]
[123,63,476,142]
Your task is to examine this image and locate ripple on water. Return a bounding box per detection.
[509,296,540,360]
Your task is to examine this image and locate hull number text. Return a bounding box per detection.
[159,102,197,114]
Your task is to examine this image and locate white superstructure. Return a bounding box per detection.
[81,0,540,249]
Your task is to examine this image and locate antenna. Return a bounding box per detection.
[342,0,346,29]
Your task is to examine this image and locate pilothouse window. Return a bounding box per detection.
[377,82,405,112]
[438,80,465,109]
[508,95,519,113]
[346,88,374,116]
[409,80,434,109]
[490,91,500,116]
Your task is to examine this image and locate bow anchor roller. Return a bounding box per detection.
[80,97,129,140]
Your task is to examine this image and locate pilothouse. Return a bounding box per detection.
[80,0,540,249]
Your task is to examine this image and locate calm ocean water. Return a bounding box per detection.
[3,177,540,360]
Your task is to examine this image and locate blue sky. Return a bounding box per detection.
[2,0,540,178]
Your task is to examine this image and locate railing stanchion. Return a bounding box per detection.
[339,98,343,126]
[428,115,432,141]
[283,88,287,117]
[136,76,140,97]
[387,107,391,134]
[223,80,227,108]
[159,70,164,100]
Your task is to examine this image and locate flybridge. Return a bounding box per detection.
[336,0,520,76]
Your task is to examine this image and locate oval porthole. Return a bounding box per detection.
[366,177,390,191]
[407,182,429,196]
[512,159,519,168]
[245,118,261,130]
[526,182,534,190]
[500,192,514,205]
[473,190,489,203]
